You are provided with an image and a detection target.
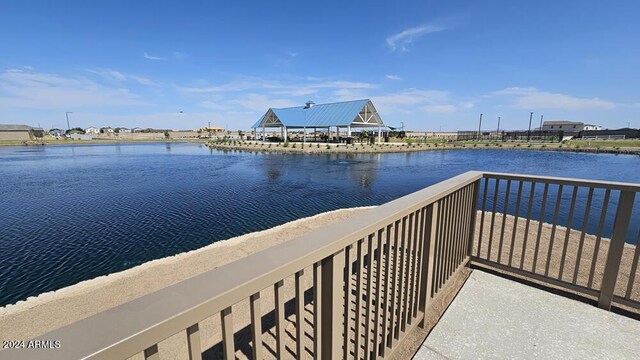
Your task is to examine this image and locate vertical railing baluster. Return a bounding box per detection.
[296,270,305,360]
[274,281,285,360]
[440,196,450,289]
[558,186,579,280]
[420,203,439,329]
[532,183,550,273]
[497,180,512,263]
[545,184,564,277]
[520,182,537,270]
[625,229,640,300]
[221,306,235,360]
[573,187,594,285]
[477,178,489,257]
[372,228,385,358]
[487,178,501,261]
[320,250,346,360]
[354,239,364,357]
[401,215,412,333]
[433,200,444,295]
[314,262,322,359]
[588,189,611,289]
[467,180,480,259]
[449,191,461,276]
[186,324,202,360]
[381,224,393,356]
[408,209,421,325]
[395,217,408,338]
[388,221,401,347]
[459,186,472,265]
[249,293,262,360]
[414,206,428,318]
[402,214,415,331]
[364,234,375,360]
[508,181,523,267]
[598,191,636,310]
[342,247,352,360]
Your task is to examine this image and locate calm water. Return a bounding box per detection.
[1,143,639,306]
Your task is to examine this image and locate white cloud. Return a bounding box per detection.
[88,69,156,86]
[385,74,402,81]
[143,52,167,61]
[494,87,615,110]
[386,24,448,51]
[0,69,144,108]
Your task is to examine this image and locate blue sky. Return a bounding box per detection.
[1,0,639,131]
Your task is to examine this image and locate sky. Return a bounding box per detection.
[0,0,639,131]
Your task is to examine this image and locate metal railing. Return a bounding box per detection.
[2,171,638,360]
[471,172,640,311]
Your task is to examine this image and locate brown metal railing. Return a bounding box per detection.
[2,172,481,360]
[2,171,638,360]
[471,172,640,311]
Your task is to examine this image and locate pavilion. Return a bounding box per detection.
[252,99,386,142]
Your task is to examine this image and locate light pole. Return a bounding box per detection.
[496,116,501,140]
[65,112,73,131]
[539,115,544,137]
[527,112,533,142]
[477,113,483,141]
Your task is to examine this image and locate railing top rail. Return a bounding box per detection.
[3,171,482,360]
[482,172,640,192]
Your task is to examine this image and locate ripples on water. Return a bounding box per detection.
[0,143,639,306]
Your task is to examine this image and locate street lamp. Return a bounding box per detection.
[527,112,533,142]
[477,113,483,141]
[65,112,73,131]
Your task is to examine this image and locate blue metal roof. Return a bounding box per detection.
[252,99,379,128]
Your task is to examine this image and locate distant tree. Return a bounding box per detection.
[65,127,84,134]
[114,128,120,133]
[164,130,170,139]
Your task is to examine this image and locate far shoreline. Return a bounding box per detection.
[208,140,640,156]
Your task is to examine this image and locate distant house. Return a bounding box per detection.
[541,121,602,133]
[0,124,34,141]
[100,127,114,134]
[118,127,131,133]
[49,128,63,137]
[132,127,143,133]
[85,127,100,135]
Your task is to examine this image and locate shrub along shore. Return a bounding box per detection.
[208,139,640,155]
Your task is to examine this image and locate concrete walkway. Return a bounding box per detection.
[414,270,640,359]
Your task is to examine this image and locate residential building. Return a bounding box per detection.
[100,127,114,134]
[541,121,601,133]
[85,127,100,135]
[0,124,34,141]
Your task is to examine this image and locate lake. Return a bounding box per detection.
[0,143,639,306]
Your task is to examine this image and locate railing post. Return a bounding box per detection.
[467,180,480,260]
[419,202,438,328]
[320,249,345,360]
[598,190,636,310]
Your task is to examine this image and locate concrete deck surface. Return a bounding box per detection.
[414,270,640,359]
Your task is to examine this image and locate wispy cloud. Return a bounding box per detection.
[143,52,167,61]
[88,69,156,86]
[0,69,144,108]
[385,74,402,81]
[493,87,615,110]
[386,23,448,51]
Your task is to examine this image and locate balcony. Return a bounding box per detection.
[1,171,639,360]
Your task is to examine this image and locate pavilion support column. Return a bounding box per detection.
[262,126,265,141]
[378,125,382,143]
[281,126,284,140]
[284,127,288,142]
[347,125,351,138]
